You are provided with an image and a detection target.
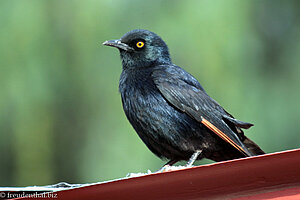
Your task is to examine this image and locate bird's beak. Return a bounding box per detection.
[102,39,134,51]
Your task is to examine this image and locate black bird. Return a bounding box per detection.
[103,29,264,168]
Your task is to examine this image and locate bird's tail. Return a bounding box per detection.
[243,137,265,156]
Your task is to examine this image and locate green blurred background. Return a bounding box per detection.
[1,0,299,186]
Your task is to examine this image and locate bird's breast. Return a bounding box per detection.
[119,69,175,135]
[119,70,166,121]
[118,69,209,158]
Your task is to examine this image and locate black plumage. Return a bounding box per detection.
[103,29,264,167]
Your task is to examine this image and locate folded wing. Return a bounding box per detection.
[152,66,254,156]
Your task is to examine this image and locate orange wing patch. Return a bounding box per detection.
[201,117,249,156]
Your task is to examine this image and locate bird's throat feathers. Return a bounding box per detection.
[120,47,171,69]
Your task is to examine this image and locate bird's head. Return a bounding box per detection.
[103,29,171,69]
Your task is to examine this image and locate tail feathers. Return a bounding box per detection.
[243,137,265,156]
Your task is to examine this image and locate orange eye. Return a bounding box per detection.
[136,41,144,48]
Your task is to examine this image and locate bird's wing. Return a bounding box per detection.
[152,66,253,156]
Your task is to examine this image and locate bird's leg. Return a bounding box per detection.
[155,159,179,173]
[185,150,202,167]
[156,150,203,172]
[164,159,179,167]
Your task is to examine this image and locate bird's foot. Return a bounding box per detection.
[155,165,190,173]
[126,150,202,177]
[126,169,152,178]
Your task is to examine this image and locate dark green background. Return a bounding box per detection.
[1,0,299,186]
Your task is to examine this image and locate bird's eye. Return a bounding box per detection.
[136,41,144,48]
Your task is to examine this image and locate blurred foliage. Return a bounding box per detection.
[0,0,299,186]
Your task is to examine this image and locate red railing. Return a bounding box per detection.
[12,148,300,200]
